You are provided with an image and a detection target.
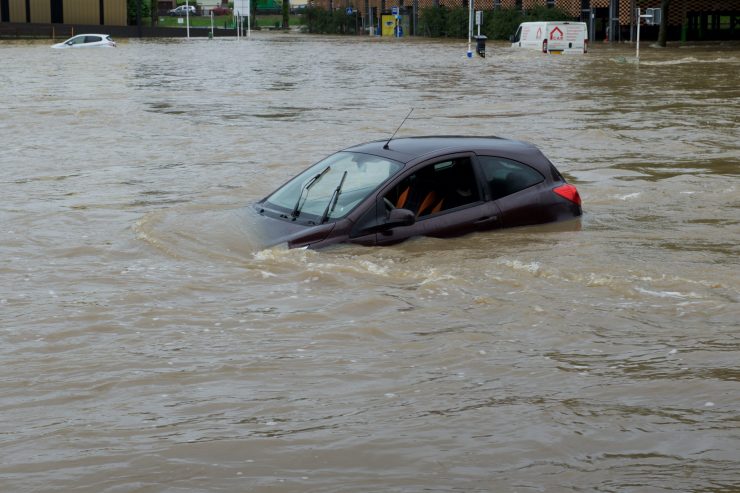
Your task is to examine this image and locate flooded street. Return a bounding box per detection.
[1,34,738,492]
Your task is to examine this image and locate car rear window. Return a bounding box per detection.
[478,156,544,200]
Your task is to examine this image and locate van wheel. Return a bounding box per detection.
[542,40,548,53]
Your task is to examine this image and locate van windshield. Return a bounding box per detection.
[264,152,403,224]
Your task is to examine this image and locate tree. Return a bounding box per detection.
[127,0,150,25]
[282,0,290,29]
[657,0,670,46]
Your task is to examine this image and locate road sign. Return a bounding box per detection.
[346,7,353,14]
[646,7,661,25]
[391,6,399,15]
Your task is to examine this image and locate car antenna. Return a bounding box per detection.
[383,108,414,150]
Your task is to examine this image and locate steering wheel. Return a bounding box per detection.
[383,197,395,212]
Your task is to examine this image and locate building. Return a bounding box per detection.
[310,0,740,40]
[1,0,127,25]
[2,0,737,37]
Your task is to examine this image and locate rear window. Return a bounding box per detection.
[478,156,544,200]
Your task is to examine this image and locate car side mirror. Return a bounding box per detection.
[384,208,415,229]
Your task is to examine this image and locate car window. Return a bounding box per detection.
[265,152,402,223]
[85,36,102,43]
[385,157,479,218]
[478,156,544,200]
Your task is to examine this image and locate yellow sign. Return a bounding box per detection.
[381,15,397,37]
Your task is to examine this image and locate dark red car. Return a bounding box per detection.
[251,136,582,249]
[210,6,231,15]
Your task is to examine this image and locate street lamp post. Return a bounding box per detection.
[467,0,472,57]
[186,0,191,38]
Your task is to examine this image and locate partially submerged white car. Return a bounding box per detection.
[52,34,117,49]
[511,22,588,54]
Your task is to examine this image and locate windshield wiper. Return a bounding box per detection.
[291,166,330,218]
[320,170,347,224]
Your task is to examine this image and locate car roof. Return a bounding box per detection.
[343,136,550,170]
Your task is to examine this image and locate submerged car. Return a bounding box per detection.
[51,34,116,49]
[251,136,582,249]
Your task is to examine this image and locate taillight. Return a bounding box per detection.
[553,184,581,206]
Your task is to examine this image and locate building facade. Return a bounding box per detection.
[1,0,127,25]
[2,0,737,37]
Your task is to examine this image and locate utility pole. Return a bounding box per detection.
[136,0,142,37]
[657,0,670,46]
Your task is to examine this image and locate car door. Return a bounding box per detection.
[374,153,501,245]
[477,155,548,228]
[67,35,85,47]
[82,35,102,47]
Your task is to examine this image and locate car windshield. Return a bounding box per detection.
[264,151,403,223]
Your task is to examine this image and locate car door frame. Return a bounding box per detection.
[476,154,551,228]
[358,151,503,246]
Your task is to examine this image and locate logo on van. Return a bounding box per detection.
[549,27,563,40]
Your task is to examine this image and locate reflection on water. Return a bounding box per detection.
[0,35,739,492]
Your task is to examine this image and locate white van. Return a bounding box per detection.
[510,21,588,54]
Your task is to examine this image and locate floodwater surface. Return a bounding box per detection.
[0,34,739,492]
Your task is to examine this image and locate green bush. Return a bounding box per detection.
[304,5,574,39]
[419,5,448,37]
[526,5,572,22]
[445,7,469,38]
[127,0,151,24]
[481,8,523,40]
[419,6,575,40]
[304,7,358,34]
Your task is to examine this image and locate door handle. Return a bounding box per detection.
[474,216,498,224]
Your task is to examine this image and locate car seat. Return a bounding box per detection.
[396,186,410,208]
[394,185,443,217]
[416,190,444,217]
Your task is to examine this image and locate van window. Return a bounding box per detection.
[478,156,544,200]
[512,26,522,42]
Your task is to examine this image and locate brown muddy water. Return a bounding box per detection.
[0,34,739,492]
